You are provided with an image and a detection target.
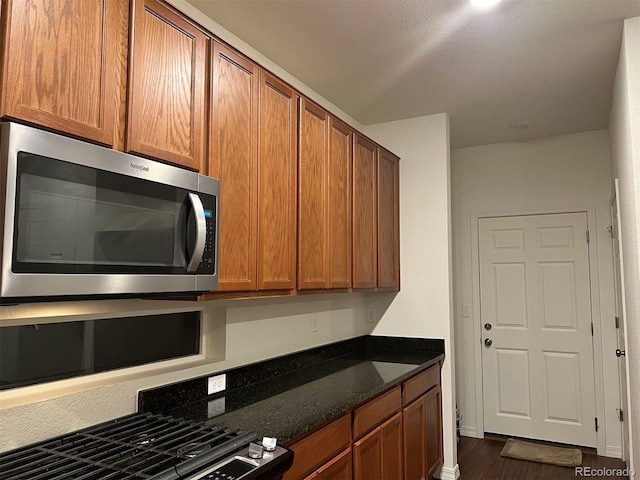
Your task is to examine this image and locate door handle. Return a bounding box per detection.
[616,349,626,357]
[484,338,493,347]
[186,193,206,273]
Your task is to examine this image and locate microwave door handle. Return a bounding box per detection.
[186,193,206,272]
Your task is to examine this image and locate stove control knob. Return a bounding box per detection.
[262,436,277,452]
[248,442,264,459]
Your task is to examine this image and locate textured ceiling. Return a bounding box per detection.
[187,0,640,148]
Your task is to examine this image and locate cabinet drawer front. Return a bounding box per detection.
[284,414,351,480]
[402,364,440,406]
[316,448,353,480]
[353,386,401,439]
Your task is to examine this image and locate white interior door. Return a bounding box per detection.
[611,179,632,464]
[480,213,597,447]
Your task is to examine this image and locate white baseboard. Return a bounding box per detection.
[460,426,478,438]
[435,464,460,480]
[605,446,622,458]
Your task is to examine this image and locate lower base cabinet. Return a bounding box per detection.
[285,363,442,480]
[425,386,443,478]
[354,412,403,480]
[403,397,426,480]
[402,387,443,480]
[305,448,353,480]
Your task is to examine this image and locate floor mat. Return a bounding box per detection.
[500,438,582,467]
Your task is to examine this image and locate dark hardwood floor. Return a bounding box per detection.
[457,436,629,480]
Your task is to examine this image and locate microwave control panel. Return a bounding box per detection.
[196,194,217,275]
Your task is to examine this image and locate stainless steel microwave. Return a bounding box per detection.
[0,122,220,303]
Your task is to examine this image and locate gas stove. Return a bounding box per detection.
[0,413,293,480]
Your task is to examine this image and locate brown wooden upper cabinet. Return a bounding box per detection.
[327,117,353,289]
[298,98,329,290]
[377,148,400,290]
[0,0,128,147]
[209,41,259,291]
[352,134,378,289]
[297,99,352,291]
[127,0,207,171]
[209,54,296,293]
[257,72,298,291]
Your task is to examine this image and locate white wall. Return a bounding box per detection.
[451,130,619,456]
[609,16,640,471]
[364,114,458,479]
[0,295,373,451]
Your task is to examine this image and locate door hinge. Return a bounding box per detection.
[586,230,590,244]
[618,409,624,422]
[615,316,620,329]
[595,417,599,432]
[591,322,594,336]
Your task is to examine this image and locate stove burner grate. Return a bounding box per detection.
[0,413,256,480]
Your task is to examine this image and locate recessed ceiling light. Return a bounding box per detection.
[471,0,501,9]
[509,121,531,130]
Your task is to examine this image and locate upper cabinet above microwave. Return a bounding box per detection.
[0,0,207,172]
[127,0,208,172]
[0,0,129,148]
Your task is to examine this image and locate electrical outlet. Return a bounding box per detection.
[207,397,226,417]
[311,316,319,332]
[207,374,226,395]
[366,307,376,323]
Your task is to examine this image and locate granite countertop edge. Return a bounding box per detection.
[139,335,445,446]
[271,352,444,445]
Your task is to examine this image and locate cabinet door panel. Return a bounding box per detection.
[1,0,127,146]
[381,413,403,480]
[128,0,206,170]
[210,41,258,291]
[298,98,328,290]
[327,117,352,289]
[377,148,400,289]
[352,134,377,289]
[403,397,426,480]
[258,72,297,290]
[425,386,443,479]
[353,428,381,480]
[317,448,353,480]
[284,415,351,480]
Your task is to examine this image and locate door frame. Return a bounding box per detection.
[470,206,607,455]
[610,179,634,468]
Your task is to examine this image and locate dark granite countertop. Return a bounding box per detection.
[139,336,444,445]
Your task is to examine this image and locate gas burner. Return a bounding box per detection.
[0,413,293,479]
[177,441,212,459]
[133,432,156,447]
